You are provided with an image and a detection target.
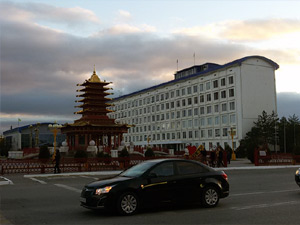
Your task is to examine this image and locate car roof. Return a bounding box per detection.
[145,158,213,170]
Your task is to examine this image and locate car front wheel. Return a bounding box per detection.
[117,192,139,215]
[202,186,220,207]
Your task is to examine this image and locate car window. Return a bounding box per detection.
[176,161,206,175]
[120,161,156,177]
[149,162,174,177]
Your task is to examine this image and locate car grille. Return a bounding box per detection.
[81,187,94,197]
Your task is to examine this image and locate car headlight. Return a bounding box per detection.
[95,186,113,195]
[296,169,300,175]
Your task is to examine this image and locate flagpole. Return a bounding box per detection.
[193,53,195,66]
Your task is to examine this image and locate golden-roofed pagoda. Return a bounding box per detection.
[61,68,129,151]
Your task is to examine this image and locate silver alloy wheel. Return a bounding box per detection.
[204,188,219,206]
[120,194,137,214]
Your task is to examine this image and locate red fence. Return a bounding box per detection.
[254,150,300,166]
[0,153,228,175]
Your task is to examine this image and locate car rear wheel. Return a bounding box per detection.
[117,192,139,215]
[202,186,219,207]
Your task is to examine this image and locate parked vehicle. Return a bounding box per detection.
[80,158,229,215]
[295,168,300,187]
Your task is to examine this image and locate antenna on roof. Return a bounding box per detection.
[193,52,195,66]
[176,59,178,72]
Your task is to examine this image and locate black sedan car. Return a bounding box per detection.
[80,158,229,215]
[295,168,300,187]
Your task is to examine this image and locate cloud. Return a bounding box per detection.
[277,92,300,118]
[173,18,300,42]
[1,2,300,134]
[118,10,132,21]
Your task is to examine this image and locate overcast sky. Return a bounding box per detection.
[1,0,300,133]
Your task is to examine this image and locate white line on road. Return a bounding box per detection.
[0,176,14,185]
[80,175,98,180]
[231,201,300,211]
[231,189,299,197]
[54,184,82,193]
[30,178,47,184]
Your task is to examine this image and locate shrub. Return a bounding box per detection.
[74,149,88,158]
[145,147,155,157]
[119,147,129,157]
[39,145,50,159]
[96,151,111,158]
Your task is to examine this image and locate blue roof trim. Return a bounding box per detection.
[3,122,54,135]
[113,55,279,101]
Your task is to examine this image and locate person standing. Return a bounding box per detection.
[54,149,61,173]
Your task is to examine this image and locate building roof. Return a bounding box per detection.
[113,55,279,101]
[3,122,54,135]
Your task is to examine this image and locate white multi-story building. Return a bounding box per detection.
[108,56,279,151]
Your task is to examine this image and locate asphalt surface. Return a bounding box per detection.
[1,159,300,225]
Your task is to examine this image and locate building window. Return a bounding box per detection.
[208,129,213,138]
[188,109,192,117]
[200,95,205,103]
[221,78,226,86]
[176,100,181,107]
[228,76,234,84]
[187,87,192,95]
[200,107,205,115]
[201,130,205,138]
[165,92,169,100]
[207,117,212,126]
[206,82,211,90]
[207,106,212,114]
[214,104,219,113]
[222,103,227,112]
[171,91,174,98]
[182,110,186,117]
[200,118,205,126]
[222,115,228,124]
[223,128,228,137]
[176,90,180,97]
[229,101,235,110]
[214,92,219,100]
[199,84,204,92]
[188,120,193,128]
[229,88,235,97]
[215,116,220,125]
[206,94,211,102]
[177,111,181,118]
[194,108,199,116]
[194,96,198,104]
[189,131,193,138]
[213,80,218,88]
[230,114,236,124]
[183,132,187,139]
[182,88,186,96]
[193,85,198,93]
[215,129,220,137]
[221,90,226,98]
[171,101,175,108]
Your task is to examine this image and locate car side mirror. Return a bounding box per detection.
[148,172,158,178]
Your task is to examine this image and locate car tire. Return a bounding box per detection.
[202,186,220,208]
[117,192,139,216]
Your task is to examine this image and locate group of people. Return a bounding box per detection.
[200,146,232,167]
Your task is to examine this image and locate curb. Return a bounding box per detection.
[24,170,123,178]
[21,165,300,178]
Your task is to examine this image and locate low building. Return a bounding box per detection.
[3,123,66,151]
[108,56,279,151]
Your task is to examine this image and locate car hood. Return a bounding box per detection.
[86,176,132,188]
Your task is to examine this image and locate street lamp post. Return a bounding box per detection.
[48,122,62,159]
[228,127,236,160]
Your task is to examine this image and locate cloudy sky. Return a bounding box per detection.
[1,0,300,133]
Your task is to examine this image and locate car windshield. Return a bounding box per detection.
[120,161,156,177]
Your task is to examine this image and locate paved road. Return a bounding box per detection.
[1,166,300,225]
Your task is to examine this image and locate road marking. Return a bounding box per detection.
[80,175,98,180]
[0,176,14,186]
[231,201,300,211]
[231,189,299,197]
[54,184,82,193]
[30,178,47,184]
